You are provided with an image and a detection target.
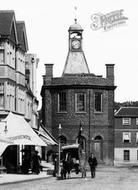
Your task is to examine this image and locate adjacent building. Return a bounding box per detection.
[114,107,138,166]
[41,19,116,165]
[0,10,39,128]
[0,10,39,172]
[25,53,39,129]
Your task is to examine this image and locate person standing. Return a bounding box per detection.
[31,151,41,174]
[88,153,98,178]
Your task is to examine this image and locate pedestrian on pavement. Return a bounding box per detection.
[21,150,31,174]
[88,153,98,178]
[31,150,41,174]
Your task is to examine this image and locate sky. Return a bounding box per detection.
[1,0,138,108]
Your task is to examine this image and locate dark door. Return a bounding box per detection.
[94,140,103,163]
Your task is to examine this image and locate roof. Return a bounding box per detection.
[0,112,47,146]
[0,10,28,51]
[34,124,58,145]
[62,52,90,75]
[69,19,83,31]
[115,107,138,117]
[0,10,14,35]
[62,143,79,150]
[16,21,28,51]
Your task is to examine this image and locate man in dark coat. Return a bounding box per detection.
[88,153,98,178]
[31,151,41,174]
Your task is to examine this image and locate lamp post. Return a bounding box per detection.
[58,123,62,177]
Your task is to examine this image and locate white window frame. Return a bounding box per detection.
[0,49,4,63]
[75,93,86,113]
[136,133,138,143]
[136,118,138,125]
[123,132,131,143]
[122,118,131,125]
[124,150,130,161]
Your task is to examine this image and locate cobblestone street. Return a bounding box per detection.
[1,166,138,190]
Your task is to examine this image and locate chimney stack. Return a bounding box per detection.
[106,64,114,82]
[43,63,54,84]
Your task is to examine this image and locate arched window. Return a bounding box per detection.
[59,135,67,145]
[76,136,86,151]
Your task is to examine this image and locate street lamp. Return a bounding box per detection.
[58,123,62,178]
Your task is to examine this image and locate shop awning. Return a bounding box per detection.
[34,124,58,145]
[0,136,13,156]
[0,112,47,147]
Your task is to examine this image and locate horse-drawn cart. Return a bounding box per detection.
[59,143,86,179]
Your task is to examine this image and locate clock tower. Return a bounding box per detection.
[62,19,90,75]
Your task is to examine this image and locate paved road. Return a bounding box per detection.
[1,167,138,190]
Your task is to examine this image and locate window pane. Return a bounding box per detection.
[58,92,67,112]
[0,49,4,63]
[95,92,102,112]
[123,132,131,143]
[122,118,131,125]
[75,93,86,112]
[0,94,4,108]
[124,150,130,161]
[136,118,138,125]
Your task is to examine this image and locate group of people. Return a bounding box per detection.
[60,152,98,179]
[80,152,98,179]
[21,150,41,175]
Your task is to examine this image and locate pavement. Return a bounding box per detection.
[0,163,135,186]
[0,171,52,185]
[0,161,54,185]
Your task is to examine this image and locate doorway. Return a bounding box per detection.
[93,135,103,163]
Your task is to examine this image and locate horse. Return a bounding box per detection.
[61,153,74,179]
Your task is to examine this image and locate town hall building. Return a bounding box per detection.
[41,19,116,164]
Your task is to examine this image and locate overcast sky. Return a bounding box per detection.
[1,0,138,108]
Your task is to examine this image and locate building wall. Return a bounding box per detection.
[115,117,138,165]
[0,15,39,130]
[25,53,39,128]
[114,148,138,165]
[42,69,115,164]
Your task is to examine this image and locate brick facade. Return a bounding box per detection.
[41,21,116,165]
[41,71,116,164]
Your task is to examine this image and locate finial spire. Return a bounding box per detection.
[74,6,77,21]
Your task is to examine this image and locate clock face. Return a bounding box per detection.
[71,40,80,49]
